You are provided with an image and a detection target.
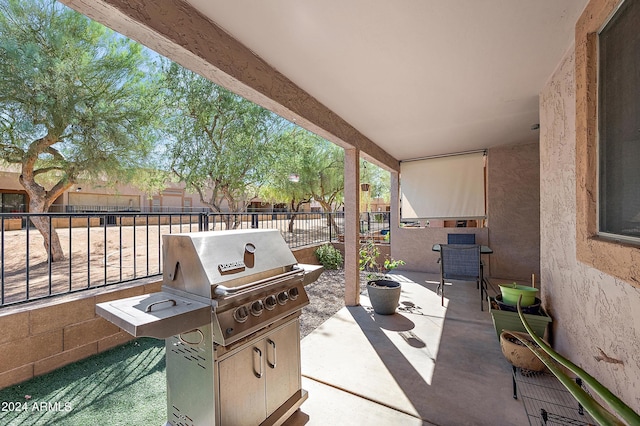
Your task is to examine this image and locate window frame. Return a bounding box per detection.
[576,0,640,288]
[596,0,640,246]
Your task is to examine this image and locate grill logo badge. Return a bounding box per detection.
[218,260,246,274]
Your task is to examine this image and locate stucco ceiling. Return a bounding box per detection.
[183,0,588,162]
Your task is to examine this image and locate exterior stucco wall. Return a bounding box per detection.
[0,170,25,192]
[391,143,539,281]
[487,142,540,281]
[392,227,489,274]
[0,168,221,212]
[540,47,640,411]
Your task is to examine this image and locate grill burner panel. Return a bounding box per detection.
[212,274,309,346]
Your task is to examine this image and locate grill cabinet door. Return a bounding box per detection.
[217,318,302,425]
[265,320,301,417]
[219,341,266,425]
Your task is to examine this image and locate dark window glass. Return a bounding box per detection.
[598,0,640,240]
[1,193,26,213]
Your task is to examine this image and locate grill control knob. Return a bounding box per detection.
[233,306,249,323]
[264,295,277,310]
[288,287,299,300]
[250,300,264,316]
[277,291,289,305]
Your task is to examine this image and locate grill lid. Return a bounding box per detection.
[162,229,298,298]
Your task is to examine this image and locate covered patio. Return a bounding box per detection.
[18,0,640,422]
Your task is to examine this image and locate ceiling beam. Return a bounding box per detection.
[60,0,400,171]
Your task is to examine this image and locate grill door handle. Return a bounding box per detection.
[266,339,277,369]
[253,347,263,379]
[145,299,177,312]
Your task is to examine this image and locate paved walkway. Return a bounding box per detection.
[285,271,529,426]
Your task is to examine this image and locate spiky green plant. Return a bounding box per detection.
[514,296,640,425]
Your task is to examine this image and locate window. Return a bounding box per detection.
[151,197,161,212]
[0,193,26,213]
[598,0,640,244]
[576,0,640,286]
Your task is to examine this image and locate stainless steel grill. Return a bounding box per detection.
[96,229,322,426]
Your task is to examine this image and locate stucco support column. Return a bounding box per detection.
[344,147,360,306]
[390,170,400,259]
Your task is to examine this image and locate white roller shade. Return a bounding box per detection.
[400,152,486,219]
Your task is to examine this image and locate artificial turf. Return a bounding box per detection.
[0,338,166,426]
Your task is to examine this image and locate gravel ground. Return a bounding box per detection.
[299,269,368,338]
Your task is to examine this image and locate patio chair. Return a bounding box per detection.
[446,233,485,293]
[438,244,483,310]
[437,234,476,268]
[447,233,475,244]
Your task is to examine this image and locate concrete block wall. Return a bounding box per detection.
[0,278,161,390]
[291,244,324,265]
[0,245,320,390]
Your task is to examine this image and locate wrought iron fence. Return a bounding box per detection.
[0,211,389,307]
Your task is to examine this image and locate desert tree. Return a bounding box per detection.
[161,62,288,229]
[0,0,161,260]
[260,129,344,233]
[260,128,316,232]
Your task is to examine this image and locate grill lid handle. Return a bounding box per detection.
[168,262,180,281]
[213,268,302,296]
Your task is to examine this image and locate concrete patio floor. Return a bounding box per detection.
[285,271,530,426]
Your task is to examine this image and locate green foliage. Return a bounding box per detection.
[358,240,405,280]
[129,168,172,200]
[161,62,288,219]
[314,244,343,270]
[260,128,344,212]
[0,0,162,260]
[0,0,162,201]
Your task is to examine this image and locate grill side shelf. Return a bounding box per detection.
[96,292,212,339]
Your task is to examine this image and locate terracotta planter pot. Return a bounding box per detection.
[367,279,401,315]
[499,330,547,372]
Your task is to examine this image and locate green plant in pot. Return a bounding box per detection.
[359,240,405,315]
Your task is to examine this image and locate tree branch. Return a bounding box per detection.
[33,166,65,176]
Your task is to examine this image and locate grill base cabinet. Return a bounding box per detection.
[167,317,305,426]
